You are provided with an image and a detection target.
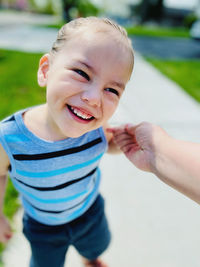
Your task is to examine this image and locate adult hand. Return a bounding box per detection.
[108,122,163,172]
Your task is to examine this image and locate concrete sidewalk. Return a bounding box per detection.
[1,11,200,267]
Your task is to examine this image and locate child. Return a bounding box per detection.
[0,17,134,267]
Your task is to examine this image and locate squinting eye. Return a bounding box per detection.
[105,88,119,96]
[74,69,90,81]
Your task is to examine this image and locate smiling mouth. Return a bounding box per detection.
[67,105,95,121]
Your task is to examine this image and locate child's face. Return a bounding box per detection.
[40,29,132,139]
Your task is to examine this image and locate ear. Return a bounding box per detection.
[37,54,50,87]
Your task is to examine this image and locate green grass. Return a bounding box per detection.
[0,49,44,119]
[38,23,190,38]
[146,58,200,102]
[0,49,44,263]
[37,22,64,29]
[0,179,21,257]
[125,24,199,102]
[126,25,190,38]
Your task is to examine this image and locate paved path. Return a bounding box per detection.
[1,11,200,267]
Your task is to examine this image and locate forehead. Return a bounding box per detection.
[71,22,123,38]
[60,26,133,70]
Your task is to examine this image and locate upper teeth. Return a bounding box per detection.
[71,107,93,120]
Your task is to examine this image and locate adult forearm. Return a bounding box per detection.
[153,136,200,204]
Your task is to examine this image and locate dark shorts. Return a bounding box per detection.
[23,194,111,267]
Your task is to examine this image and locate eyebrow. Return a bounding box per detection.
[110,81,125,90]
[77,60,125,90]
[77,60,94,72]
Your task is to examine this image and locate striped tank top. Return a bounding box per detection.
[0,109,108,225]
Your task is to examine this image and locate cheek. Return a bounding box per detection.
[103,99,119,119]
[46,80,74,101]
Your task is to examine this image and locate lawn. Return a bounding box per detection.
[125,24,199,101]
[146,58,200,102]
[0,49,44,261]
[126,25,190,38]
[0,49,44,119]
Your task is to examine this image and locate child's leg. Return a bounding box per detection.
[22,213,70,267]
[29,241,69,267]
[70,194,111,265]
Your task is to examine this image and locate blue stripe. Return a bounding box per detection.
[16,152,104,178]
[47,192,96,222]
[5,134,29,143]
[63,169,100,221]
[25,169,101,223]
[12,178,90,203]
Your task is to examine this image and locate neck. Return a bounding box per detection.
[24,104,69,141]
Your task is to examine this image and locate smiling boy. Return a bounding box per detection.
[0,17,134,267]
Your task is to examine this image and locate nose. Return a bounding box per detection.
[81,87,102,107]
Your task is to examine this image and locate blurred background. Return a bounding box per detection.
[0,0,200,26]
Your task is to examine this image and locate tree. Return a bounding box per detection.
[61,0,78,22]
[61,0,99,22]
[140,0,164,23]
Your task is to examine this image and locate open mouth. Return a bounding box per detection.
[67,105,95,121]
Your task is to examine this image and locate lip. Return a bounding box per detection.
[67,104,95,124]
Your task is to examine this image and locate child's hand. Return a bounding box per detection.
[107,122,156,172]
[0,214,13,243]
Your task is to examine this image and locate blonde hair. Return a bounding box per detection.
[50,17,134,68]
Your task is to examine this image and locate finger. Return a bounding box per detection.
[125,124,138,135]
[114,136,139,151]
[123,142,140,153]
[113,130,137,144]
[119,140,140,153]
[113,134,134,144]
[113,135,134,148]
[106,128,115,133]
[107,124,126,134]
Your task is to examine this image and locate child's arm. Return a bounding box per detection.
[103,123,121,154]
[109,122,200,204]
[0,144,13,243]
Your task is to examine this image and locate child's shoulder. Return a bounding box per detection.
[0,113,17,134]
[0,108,30,143]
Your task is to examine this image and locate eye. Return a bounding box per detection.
[74,69,90,81]
[105,88,119,96]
